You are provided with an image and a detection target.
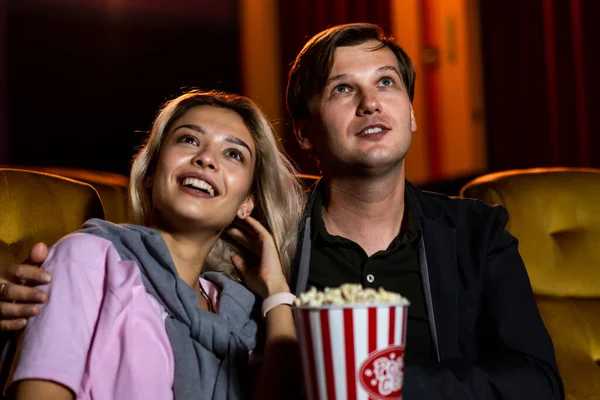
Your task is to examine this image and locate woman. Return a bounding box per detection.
[6,90,305,399]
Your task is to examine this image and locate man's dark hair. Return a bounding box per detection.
[286,23,416,125]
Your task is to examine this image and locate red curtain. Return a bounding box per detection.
[480,0,599,171]
[0,1,7,164]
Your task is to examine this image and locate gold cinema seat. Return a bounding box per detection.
[0,168,105,264]
[0,168,105,395]
[461,167,600,400]
[6,167,319,225]
[15,166,129,224]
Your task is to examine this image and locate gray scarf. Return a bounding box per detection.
[81,219,260,400]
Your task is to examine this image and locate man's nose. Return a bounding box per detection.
[357,89,382,116]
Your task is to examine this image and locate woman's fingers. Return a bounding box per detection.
[229,217,288,299]
[231,253,269,298]
[224,227,255,252]
[231,254,248,276]
[226,216,273,252]
[236,216,271,241]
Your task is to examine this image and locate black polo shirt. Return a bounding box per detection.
[306,185,433,363]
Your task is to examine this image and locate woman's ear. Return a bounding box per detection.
[237,194,255,219]
[294,122,314,151]
[143,175,154,189]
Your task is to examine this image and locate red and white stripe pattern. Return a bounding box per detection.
[294,304,408,400]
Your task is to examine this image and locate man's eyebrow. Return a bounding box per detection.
[173,124,253,157]
[376,65,402,76]
[325,65,402,87]
[325,73,349,87]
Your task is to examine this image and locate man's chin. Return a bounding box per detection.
[361,149,408,167]
[327,156,406,178]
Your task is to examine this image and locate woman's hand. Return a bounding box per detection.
[224,216,290,299]
[226,217,301,400]
[0,243,51,330]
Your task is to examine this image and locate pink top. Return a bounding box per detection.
[9,233,221,399]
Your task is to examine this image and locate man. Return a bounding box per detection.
[1,23,562,399]
[285,23,562,398]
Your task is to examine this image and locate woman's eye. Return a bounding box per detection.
[179,135,198,145]
[225,149,243,161]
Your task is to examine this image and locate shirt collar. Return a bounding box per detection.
[310,181,422,245]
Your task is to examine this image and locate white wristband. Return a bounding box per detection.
[262,292,297,318]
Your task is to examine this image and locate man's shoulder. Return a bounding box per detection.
[412,186,515,259]
[416,187,503,213]
[412,186,509,230]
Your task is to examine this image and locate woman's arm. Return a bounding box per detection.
[226,216,303,399]
[256,301,303,400]
[9,380,72,400]
[6,234,109,399]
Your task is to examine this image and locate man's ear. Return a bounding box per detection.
[410,106,417,132]
[294,121,314,151]
[237,194,255,219]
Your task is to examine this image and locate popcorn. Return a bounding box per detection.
[293,284,410,398]
[295,283,408,307]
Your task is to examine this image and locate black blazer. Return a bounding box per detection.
[291,180,564,399]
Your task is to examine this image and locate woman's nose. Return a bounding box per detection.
[193,149,218,171]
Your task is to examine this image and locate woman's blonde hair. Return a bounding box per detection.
[130,90,306,280]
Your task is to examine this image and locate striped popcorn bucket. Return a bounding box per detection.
[293,302,409,400]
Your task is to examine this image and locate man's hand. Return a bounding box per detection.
[0,242,51,330]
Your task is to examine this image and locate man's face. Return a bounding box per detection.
[299,40,416,175]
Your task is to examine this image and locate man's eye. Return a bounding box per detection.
[333,85,350,94]
[225,149,243,161]
[380,77,394,86]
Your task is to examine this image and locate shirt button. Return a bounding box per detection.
[366,274,375,283]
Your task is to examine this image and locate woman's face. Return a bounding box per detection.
[150,105,256,232]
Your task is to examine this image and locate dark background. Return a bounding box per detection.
[2,0,598,195]
[4,0,241,174]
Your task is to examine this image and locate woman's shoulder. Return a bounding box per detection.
[47,219,152,270]
[79,218,155,238]
[50,229,116,266]
[53,219,129,250]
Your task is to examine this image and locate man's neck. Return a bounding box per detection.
[320,169,407,256]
